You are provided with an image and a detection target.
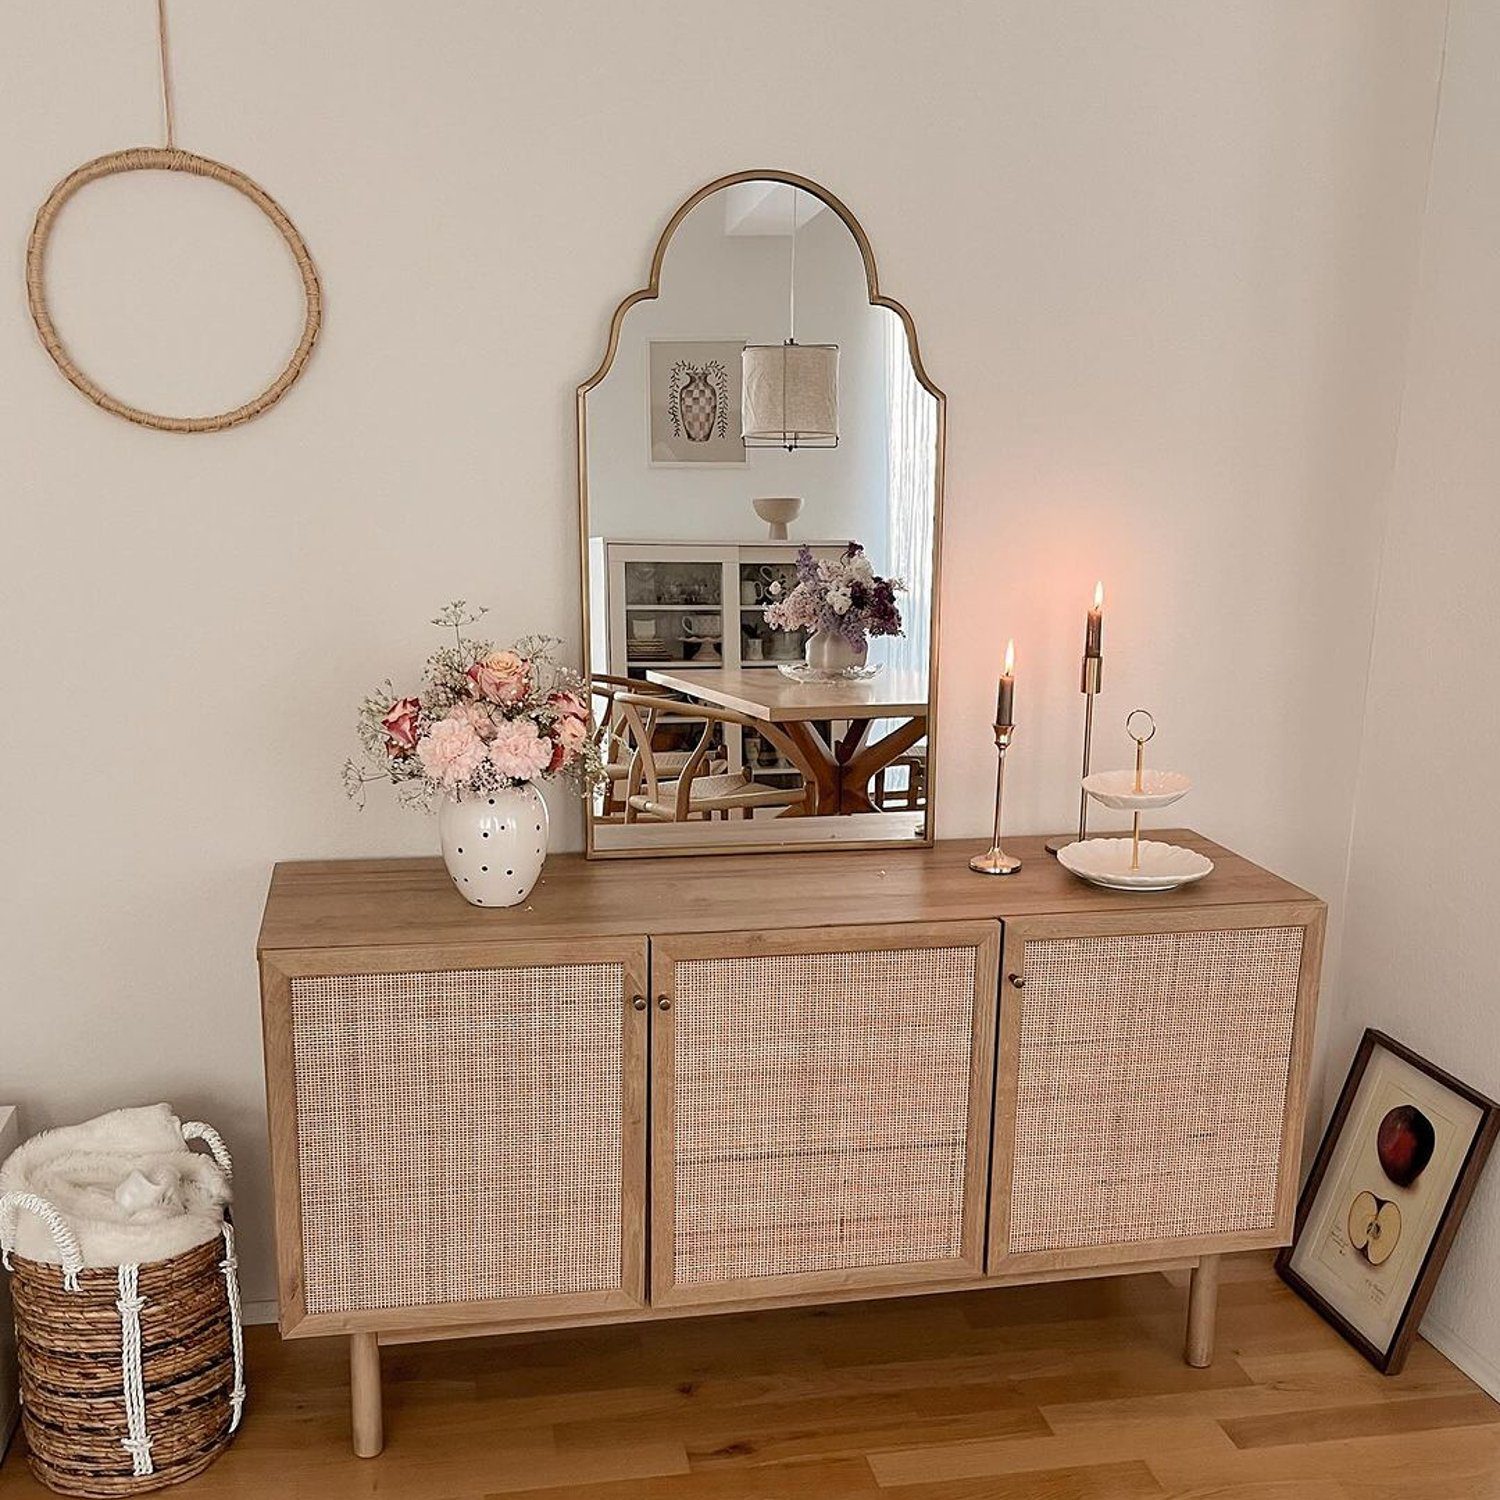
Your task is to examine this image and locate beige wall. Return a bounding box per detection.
[1332,0,1500,1394]
[0,2,1445,1312]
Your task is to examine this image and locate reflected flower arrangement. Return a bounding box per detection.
[763,543,904,648]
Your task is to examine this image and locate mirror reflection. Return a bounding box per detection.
[581,178,941,855]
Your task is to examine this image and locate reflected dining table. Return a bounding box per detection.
[643,667,928,816]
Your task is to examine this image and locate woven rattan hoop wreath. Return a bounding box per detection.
[26,147,322,433]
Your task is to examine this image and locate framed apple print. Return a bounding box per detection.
[1278,1030,1498,1373]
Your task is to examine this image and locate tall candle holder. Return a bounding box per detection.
[1047,583,1104,855]
[970,721,1021,875]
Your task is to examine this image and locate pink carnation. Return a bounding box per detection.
[416,717,487,788]
[489,719,554,781]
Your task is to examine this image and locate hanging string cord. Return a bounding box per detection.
[787,188,798,342]
[156,0,177,148]
[785,188,798,448]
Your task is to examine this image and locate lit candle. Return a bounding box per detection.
[1085,580,1104,658]
[995,639,1015,726]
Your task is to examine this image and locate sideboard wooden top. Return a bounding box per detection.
[258,830,1319,954]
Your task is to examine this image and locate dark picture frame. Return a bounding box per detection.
[1276,1029,1498,1373]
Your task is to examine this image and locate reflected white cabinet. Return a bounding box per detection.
[589,539,846,682]
[588,538,845,787]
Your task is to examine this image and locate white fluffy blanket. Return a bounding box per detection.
[0,1104,231,1269]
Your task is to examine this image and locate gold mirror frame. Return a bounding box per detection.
[26,148,322,434]
[576,168,946,859]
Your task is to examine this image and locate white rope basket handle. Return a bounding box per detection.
[0,1190,86,1289]
[181,1121,234,1180]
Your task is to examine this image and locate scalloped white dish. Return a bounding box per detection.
[1081,768,1193,812]
[776,662,884,683]
[1056,837,1214,892]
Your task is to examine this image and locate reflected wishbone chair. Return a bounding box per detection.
[589,674,679,819]
[612,693,815,823]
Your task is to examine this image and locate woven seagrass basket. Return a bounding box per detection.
[1,1124,245,1497]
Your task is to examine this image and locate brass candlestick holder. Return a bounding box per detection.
[1046,653,1102,855]
[970,721,1021,875]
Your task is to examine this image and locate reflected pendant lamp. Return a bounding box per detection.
[742,189,839,450]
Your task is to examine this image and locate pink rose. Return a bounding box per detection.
[547,690,589,721]
[416,717,487,788]
[489,719,554,781]
[553,713,589,754]
[545,713,588,772]
[381,696,422,755]
[466,649,531,705]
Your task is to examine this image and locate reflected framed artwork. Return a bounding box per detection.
[1277,1029,1498,1373]
[648,340,745,465]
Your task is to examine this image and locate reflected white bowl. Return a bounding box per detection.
[1081,768,1192,812]
[1056,837,1214,892]
[753,497,804,539]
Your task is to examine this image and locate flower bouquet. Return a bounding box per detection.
[344,603,602,907]
[763,543,904,679]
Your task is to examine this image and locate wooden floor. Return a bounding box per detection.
[4,1253,1498,1499]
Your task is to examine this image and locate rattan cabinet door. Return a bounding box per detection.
[991,907,1323,1273]
[261,939,648,1336]
[651,922,1000,1308]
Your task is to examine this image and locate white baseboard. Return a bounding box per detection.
[1422,1313,1500,1400]
[243,1298,280,1327]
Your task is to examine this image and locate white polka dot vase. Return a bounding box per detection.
[438,784,549,908]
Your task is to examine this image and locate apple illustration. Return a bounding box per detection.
[1378,1105,1436,1188]
[1348,1189,1402,1265]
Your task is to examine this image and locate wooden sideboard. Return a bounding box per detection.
[257,830,1324,1457]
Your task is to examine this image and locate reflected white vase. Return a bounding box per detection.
[439,784,549,908]
[804,628,867,673]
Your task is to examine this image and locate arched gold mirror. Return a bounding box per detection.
[578,170,944,858]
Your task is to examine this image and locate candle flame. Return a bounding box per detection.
[1003,639,1015,675]
[1093,580,1104,610]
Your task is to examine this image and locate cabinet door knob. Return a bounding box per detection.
[657,996,672,1011]
[631,995,647,1011]
[1008,973,1025,989]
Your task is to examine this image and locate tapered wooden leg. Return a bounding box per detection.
[1185,1254,1221,1368]
[350,1332,384,1457]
